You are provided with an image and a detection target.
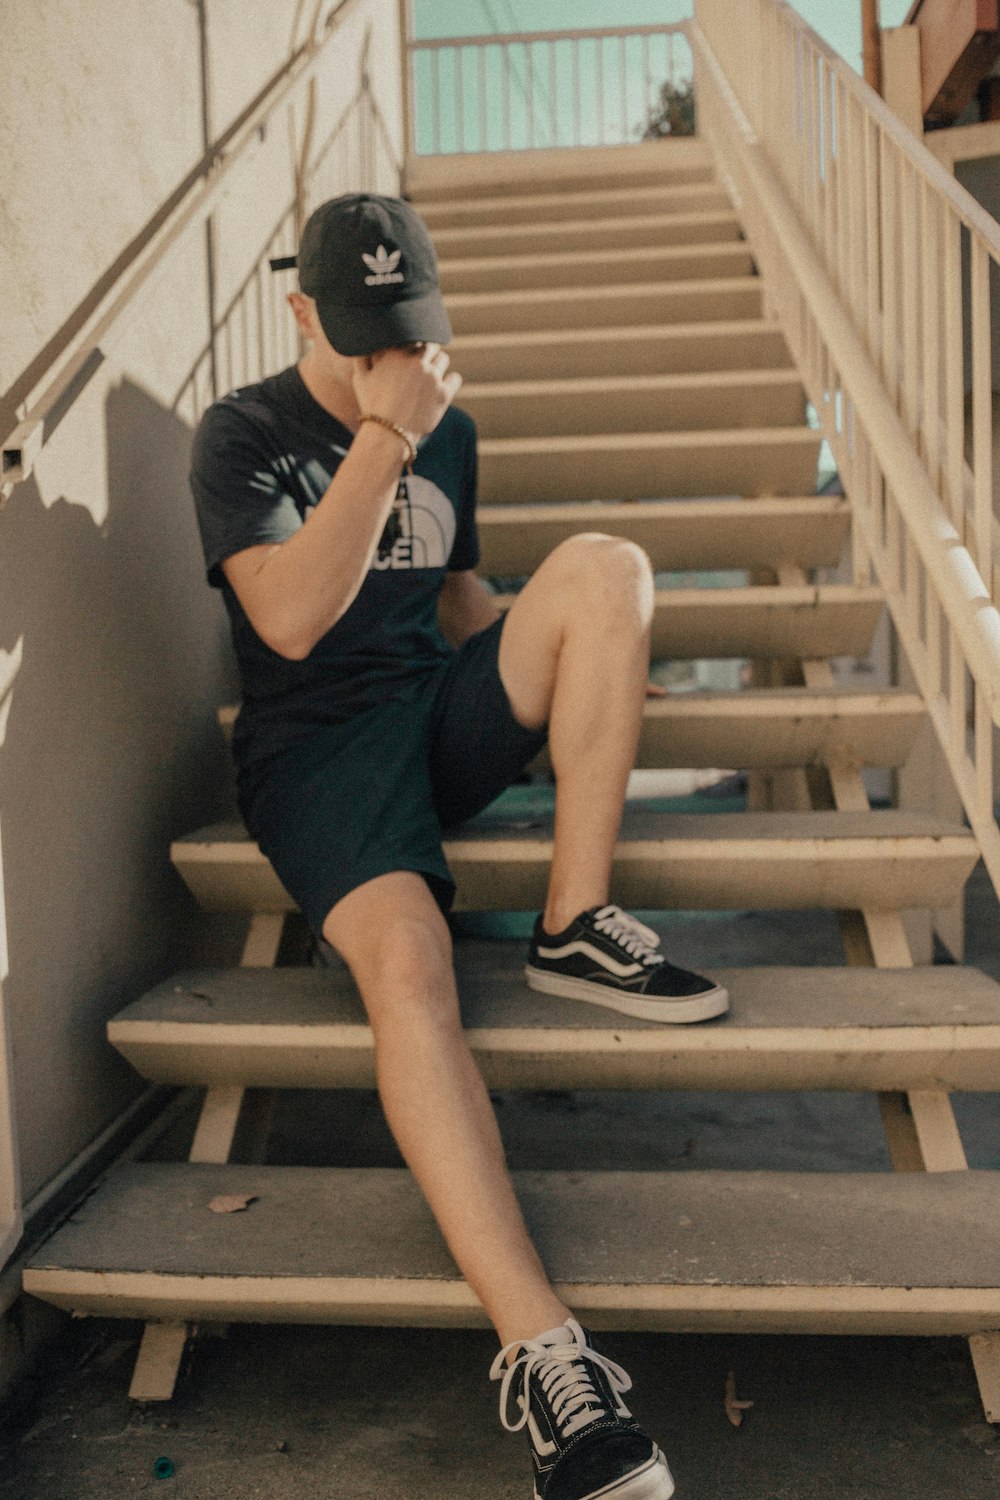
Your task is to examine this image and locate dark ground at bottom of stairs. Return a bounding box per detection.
[1,865,999,1499]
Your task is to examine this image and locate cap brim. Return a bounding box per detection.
[314,289,453,356]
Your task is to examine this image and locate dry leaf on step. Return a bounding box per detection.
[208,1193,258,1214]
[725,1370,754,1427]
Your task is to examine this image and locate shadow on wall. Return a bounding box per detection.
[0,379,242,1194]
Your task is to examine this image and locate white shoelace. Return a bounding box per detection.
[490,1319,632,1442]
[592,905,664,967]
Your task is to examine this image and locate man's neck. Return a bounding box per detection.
[297,350,361,432]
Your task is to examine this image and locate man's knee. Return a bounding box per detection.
[333,903,458,1029]
[548,532,654,623]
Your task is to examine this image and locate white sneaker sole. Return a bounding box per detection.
[533,1447,675,1500]
[525,965,729,1024]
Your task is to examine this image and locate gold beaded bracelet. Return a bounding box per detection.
[357,413,417,472]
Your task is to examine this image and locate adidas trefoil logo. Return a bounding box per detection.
[362,245,404,286]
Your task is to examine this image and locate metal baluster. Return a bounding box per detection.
[432,48,441,155]
[255,261,266,384]
[619,34,628,145]
[240,284,250,389]
[641,32,651,131]
[550,39,558,147]
[526,41,535,148]
[266,246,277,373]
[479,45,488,152]
[503,43,511,151]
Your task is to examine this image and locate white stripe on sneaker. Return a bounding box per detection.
[534,939,646,978]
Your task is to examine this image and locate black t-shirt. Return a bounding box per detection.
[190,365,479,773]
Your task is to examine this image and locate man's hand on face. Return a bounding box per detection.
[351,342,462,445]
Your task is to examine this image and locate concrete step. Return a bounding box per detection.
[108,957,1000,1094]
[405,139,715,202]
[446,278,764,335]
[477,496,846,572]
[431,209,742,259]
[632,687,926,770]
[419,181,733,230]
[449,320,794,382]
[477,427,822,502]
[25,1162,1000,1335]
[170,809,976,916]
[462,370,806,440]
[216,687,924,771]
[438,241,755,295]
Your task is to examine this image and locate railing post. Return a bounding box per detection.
[882,26,923,136]
[398,0,415,171]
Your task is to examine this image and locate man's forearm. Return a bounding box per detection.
[226,422,410,659]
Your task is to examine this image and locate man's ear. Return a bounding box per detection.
[287,291,317,338]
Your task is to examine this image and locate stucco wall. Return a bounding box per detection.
[0,0,404,1208]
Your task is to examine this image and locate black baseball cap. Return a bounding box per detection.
[275,193,452,356]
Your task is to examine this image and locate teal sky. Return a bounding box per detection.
[414,1,914,74]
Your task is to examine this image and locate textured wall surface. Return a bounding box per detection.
[0,0,403,1206]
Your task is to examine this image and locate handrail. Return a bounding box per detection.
[692,0,1000,897]
[0,0,364,504]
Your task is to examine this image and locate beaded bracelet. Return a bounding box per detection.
[358,413,417,472]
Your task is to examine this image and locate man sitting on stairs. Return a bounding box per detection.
[190,192,728,1500]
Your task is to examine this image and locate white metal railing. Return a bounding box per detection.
[693,0,1000,894]
[407,24,693,155]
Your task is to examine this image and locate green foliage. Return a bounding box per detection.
[641,77,696,139]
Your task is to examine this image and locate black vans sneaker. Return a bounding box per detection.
[525,904,728,1024]
[490,1318,675,1500]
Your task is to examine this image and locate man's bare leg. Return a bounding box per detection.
[323,870,570,1346]
[326,538,658,1341]
[498,532,654,932]
[325,540,677,1495]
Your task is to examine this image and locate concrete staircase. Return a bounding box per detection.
[23,138,1000,1419]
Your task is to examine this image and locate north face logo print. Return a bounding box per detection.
[370,475,456,571]
[362,245,404,286]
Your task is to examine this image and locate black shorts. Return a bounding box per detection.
[238,615,548,932]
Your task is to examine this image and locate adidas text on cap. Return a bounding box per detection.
[296,193,452,356]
